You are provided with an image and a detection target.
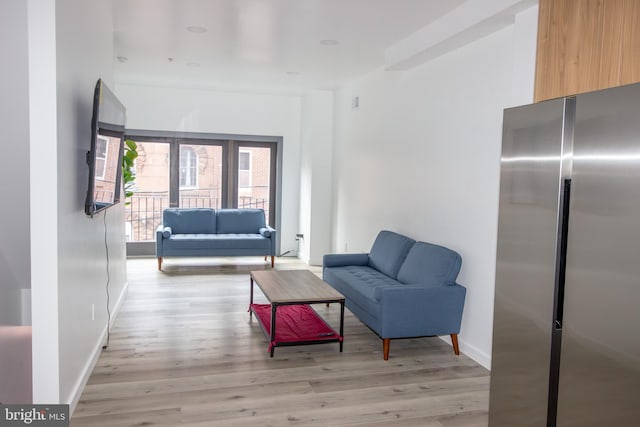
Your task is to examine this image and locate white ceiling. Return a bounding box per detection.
[114,0,467,92]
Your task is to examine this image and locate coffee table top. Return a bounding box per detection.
[250,270,344,304]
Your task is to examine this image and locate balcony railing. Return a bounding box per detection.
[124,192,169,242]
[239,196,267,210]
[125,191,268,242]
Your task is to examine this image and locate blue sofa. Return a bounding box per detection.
[323,230,466,360]
[156,208,276,270]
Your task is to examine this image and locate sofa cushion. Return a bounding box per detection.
[163,208,216,234]
[397,241,462,285]
[367,231,415,279]
[323,265,402,318]
[217,209,266,234]
[163,233,270,251]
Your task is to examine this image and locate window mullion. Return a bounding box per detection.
[169,140,179,207]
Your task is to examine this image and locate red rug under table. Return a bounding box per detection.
[250,303,340,346]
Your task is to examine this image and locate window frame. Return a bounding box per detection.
[238,150,252,190]
[95,135,109,180]
[179,146,198,189]
[122,130,281,256]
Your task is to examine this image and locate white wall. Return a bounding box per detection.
[28,0,60,404]
[299,91,334,265]
[331,7,538,368]
[511,5,539,106]
[115,83,303,254]
[0,0,33,405]
[54,0,128,407]
[0,1,31,327]
[25,0,127,406]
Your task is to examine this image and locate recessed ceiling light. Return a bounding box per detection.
[116,56,128,63]
[320,39,338,46]
[186,26,207,33]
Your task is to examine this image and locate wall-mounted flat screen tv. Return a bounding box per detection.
[85,79,126,217]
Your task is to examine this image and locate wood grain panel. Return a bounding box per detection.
[535,0,640,102]
[599,0,624,88]
[534,0,559,101]
[250,269,344,302]
[620,0,640,84]
[577,0,605,92]
[563,0,582,97]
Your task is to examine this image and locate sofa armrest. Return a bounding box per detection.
[156,225,171,257]
[264,226,277,255]
[323,253,369,269]
[259,226,272,237]
[156,225,172,239]
[375,283,466,337]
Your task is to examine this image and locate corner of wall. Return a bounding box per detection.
[443,335,491,370]
[67,280,128,414]
[28,0,60,404]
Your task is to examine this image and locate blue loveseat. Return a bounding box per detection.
[323,230,466,360]
[156,208,276,270]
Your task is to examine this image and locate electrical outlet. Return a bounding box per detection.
[344,243,348,252]
[91,304,95,321]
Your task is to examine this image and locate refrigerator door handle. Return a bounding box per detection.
[548,178,572,427]
[553,178,572,330]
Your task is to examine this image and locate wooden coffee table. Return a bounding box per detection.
[249,270,345,357]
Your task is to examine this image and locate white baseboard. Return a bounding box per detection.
[67,280,129,415]
[439,335,491,370]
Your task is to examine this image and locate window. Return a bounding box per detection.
[180,147,197,188]
[95,135,108,180]
[236,146,272,223]
[239,151,251,189]
[123,134,277,250]
[179,144,222,209]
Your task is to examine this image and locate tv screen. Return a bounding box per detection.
[85,79,126,217]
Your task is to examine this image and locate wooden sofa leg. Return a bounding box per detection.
[271,256,274,268]
[451,333,460,355]
[383,338,390,361]
[157,257,162,271]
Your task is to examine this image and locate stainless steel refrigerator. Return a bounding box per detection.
[489,82,640,426]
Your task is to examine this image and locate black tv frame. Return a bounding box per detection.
[85,79,126,217]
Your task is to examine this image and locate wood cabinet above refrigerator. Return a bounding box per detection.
[534,0,640,102]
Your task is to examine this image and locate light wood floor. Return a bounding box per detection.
[72,257,489,426]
